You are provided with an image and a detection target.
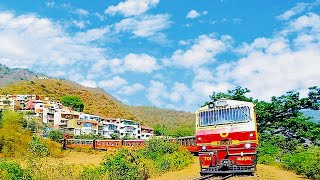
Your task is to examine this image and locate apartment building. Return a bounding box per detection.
[0,95,22,111]
[99,118,154,139]
[64,119,98,136]
[141,126,154,140]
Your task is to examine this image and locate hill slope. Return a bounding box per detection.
[127,106,195,134]
[0,64,43,87]
[0,79,138,120]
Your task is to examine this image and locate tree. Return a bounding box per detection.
[60,96,84,112]
[48,130,63,141]
[110,133,120,140]
[204,86,320,146]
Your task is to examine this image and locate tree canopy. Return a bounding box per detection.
[204,86,320,146]
[60,95,84,112]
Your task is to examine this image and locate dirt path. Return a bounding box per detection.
[150,157,306,180]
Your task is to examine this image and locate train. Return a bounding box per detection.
[196,99,258,175]
[61,136,199,153]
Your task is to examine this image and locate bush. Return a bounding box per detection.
[0,159,31,180]
[257,141,282,165]
[103,137,193,180]
[79,165,107,180]
[282,146,320,180]
[29,135,49,157]
[0,111,31,157]
[49,130,63,141]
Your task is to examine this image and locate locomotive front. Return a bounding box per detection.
[196,100,258,175]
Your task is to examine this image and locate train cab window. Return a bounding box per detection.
[199,106,251,126]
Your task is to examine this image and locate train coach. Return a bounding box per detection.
[63,137,198,152]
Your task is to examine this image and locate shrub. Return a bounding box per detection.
[48,130,63,141]
[103,138,193,179]
[282,146,320,180]
[0,111,31,157]
[79,165,107,180]
[104,149,147,180]
[0,159,31,180]
[29,135,49,157]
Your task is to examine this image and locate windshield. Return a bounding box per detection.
[199,106,251,126]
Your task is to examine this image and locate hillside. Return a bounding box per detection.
[0,79,138,120]
[127,106,195,134]
[0,64,43,87]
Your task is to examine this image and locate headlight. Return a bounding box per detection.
[245,143,251,149]
[202,146,206,150]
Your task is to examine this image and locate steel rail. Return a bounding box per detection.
[194,174,233,180]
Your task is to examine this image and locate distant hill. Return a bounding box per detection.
[127,106,195,134]
[0,64,43,87]
[302,109,320,124]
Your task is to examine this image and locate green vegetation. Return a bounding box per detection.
[205,86,320,179]
[48,130,63,141]
[103,137,193,180]
[0,160,31,180]
[0,111,62,158]
[60,95,84,112]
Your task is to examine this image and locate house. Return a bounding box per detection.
[141,126,154,140]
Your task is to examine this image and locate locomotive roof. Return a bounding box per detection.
[195,99,255,113]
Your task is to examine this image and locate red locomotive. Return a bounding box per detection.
[196,100,258,175]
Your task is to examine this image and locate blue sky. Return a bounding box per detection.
[0,0,319,111]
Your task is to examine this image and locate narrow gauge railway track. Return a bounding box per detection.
[194,174,233,180]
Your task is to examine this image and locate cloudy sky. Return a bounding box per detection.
[0,0,319,111]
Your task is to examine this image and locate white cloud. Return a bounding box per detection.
[186,10,200,19]
[277,3,308,20]
[118,83,145,95]
[98,76,128,90]
[0,12,106,81]
[105,0,159,17]
[109,53,159,74]
[164,34,232,68]
[114,14,171,38]
[45,1,55,8]
[72,20,90,29]
[79,80,97,88]
[214,13,320,100]
[75,8,89,16]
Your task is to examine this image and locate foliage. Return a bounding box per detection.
[282,146,320,180]
[104,149,147,180]
[61,95,85,112]
[0,111,62,158]
[0,111,31,157]
[28,135,49,157]
[79,165,107,180]
[0,159,31,180]
[103,137,193,180]
[49,130,63,141]
[74,133,104,140]
[22,116,43,132]
[110,133,120,140]
[154,124,168,136]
